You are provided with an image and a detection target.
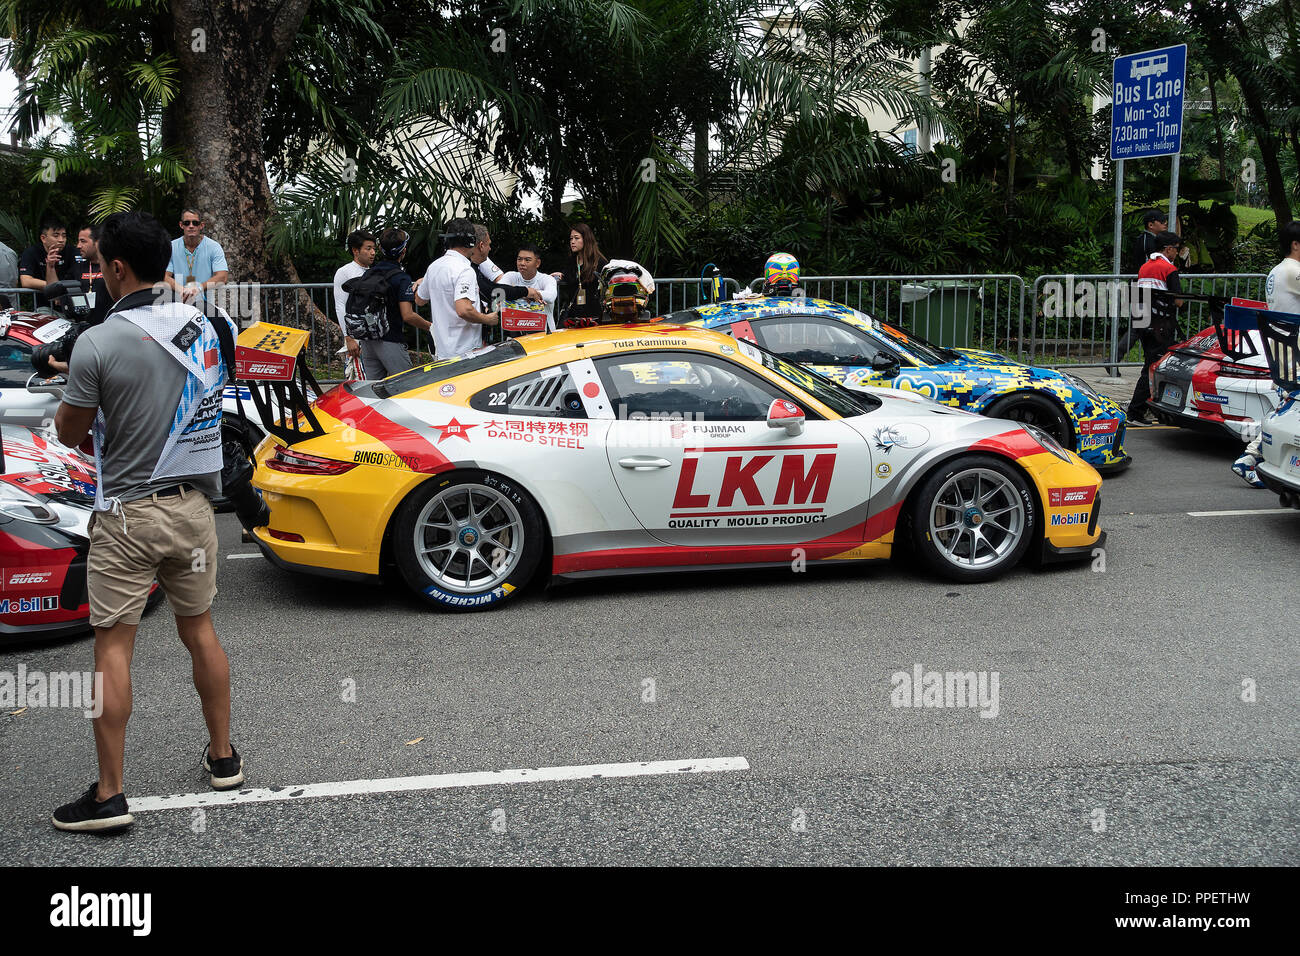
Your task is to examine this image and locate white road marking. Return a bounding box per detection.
[1186,508,1292,517]
[224,553,262,560]
[128,756,750,813]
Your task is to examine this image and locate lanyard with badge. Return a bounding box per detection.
[184,242,199,285]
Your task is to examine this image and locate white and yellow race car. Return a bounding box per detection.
[250,321,1105,610]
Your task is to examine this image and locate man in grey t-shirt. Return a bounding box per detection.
[50,211,244,834]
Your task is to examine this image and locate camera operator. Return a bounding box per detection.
[18,216,81,309]
[50,211,243,833]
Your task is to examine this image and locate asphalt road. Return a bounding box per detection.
[1,426,1296,866]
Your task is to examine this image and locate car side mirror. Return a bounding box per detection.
[767,398,805,436]
[26,371,66,396]
[871,354,900,375]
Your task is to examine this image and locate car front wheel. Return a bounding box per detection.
[392,470,544,611]
[909,454,1036,582]
[984,394,1072,449]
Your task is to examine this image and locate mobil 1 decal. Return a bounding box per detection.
[668,442,836,529]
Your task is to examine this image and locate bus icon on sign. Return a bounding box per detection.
[1130,54,1168,79]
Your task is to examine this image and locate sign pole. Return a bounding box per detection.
[1112,159,1125,275]
[1168,154,1181,234]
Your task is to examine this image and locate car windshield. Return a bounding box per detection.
[869,318,959,364]
[743,339,877,418]
[370,340,525,399]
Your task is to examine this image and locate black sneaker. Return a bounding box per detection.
[202,743,245,790]
[52,782,134,833]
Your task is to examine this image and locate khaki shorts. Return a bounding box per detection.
[88,487,219,628]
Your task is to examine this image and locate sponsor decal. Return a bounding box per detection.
[1192,390,1229,405]
[3,568,58,592]
[429,418,478,443]
[439,383,457,397]
[1079,419,1120,435]
[352,450,421,470]
[666,445,841,527]
[1049,511,1091,526]
[425,583,515,607]
[1262,431,1272,445]
[482,419,587,448]
[1078,433,1115,451]
[719,344,735,354]
[1289,454,1300,469]
[0,595,59,614]
[875,462,892,479]
[872,423,930,453]
[1047,486,1097,507]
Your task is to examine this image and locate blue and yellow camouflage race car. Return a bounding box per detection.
[672,296,1130,473]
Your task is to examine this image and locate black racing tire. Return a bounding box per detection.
[392,469,544,612]
[908,454,1037,583]
[211,416,264,513]
[984,393,1073,449]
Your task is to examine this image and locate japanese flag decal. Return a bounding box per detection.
[567,358,615,419]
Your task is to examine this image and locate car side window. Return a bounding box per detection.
[750,315,886,366]
[594,352,796,421]
[0,341,33,388]
[470,363,587,418]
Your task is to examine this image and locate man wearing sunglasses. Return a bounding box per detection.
[164,208,229,306]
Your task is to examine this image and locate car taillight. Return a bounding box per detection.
[267,529,305,542]
[266,446,357,475]
[1219,363,1270,379]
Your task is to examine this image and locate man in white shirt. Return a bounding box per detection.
[499,245,558,330]
[332,230,377,374]
[1266,220,1300,314]
[1232,220,1300,487]
[413,218,500,358]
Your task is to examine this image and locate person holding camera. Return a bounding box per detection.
[413,218,500,358]
[50,211,243,833]
[18,216,81,309]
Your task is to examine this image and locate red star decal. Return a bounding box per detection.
[430,418,478,443]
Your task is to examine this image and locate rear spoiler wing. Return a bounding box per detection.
[234,322,326,443]
[1220,304,1300,393]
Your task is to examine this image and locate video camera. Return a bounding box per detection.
[30,279,95,377]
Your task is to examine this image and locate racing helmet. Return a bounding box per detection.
[600,259,655,321]
[763,252,800,295]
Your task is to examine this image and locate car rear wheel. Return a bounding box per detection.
[984,394,1072,449]
[392,470,544,611]
[909,455,1036,582]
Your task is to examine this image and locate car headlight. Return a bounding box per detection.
[0,481,59,524]
[1063,373,1099,399]
[1021,424,1073,463]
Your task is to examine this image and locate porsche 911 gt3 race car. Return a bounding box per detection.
[250,322,1106,610]
[666,296,1130,474]
[1148,324,1276,441]
[0,424,99,639]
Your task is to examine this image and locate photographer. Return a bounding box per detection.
[50,211,243,833]
[18,216,81,309]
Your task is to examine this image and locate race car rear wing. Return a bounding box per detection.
[1221,305,1300,393]
[234,322,326,443]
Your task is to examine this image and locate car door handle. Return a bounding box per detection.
[618,456,672,470]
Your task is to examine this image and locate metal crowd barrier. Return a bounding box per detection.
[1028,273,1268,368]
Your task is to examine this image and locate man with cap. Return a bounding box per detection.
[1127,231,1185,424]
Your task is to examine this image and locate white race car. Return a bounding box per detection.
[1241,308,1300,507]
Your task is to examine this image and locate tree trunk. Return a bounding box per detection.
[171,0,312,287]
[693,114,710,192]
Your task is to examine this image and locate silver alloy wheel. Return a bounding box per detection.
[927,467,1026,570]
[413,484,524,592]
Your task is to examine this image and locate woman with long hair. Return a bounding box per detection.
[551,223,608,326]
